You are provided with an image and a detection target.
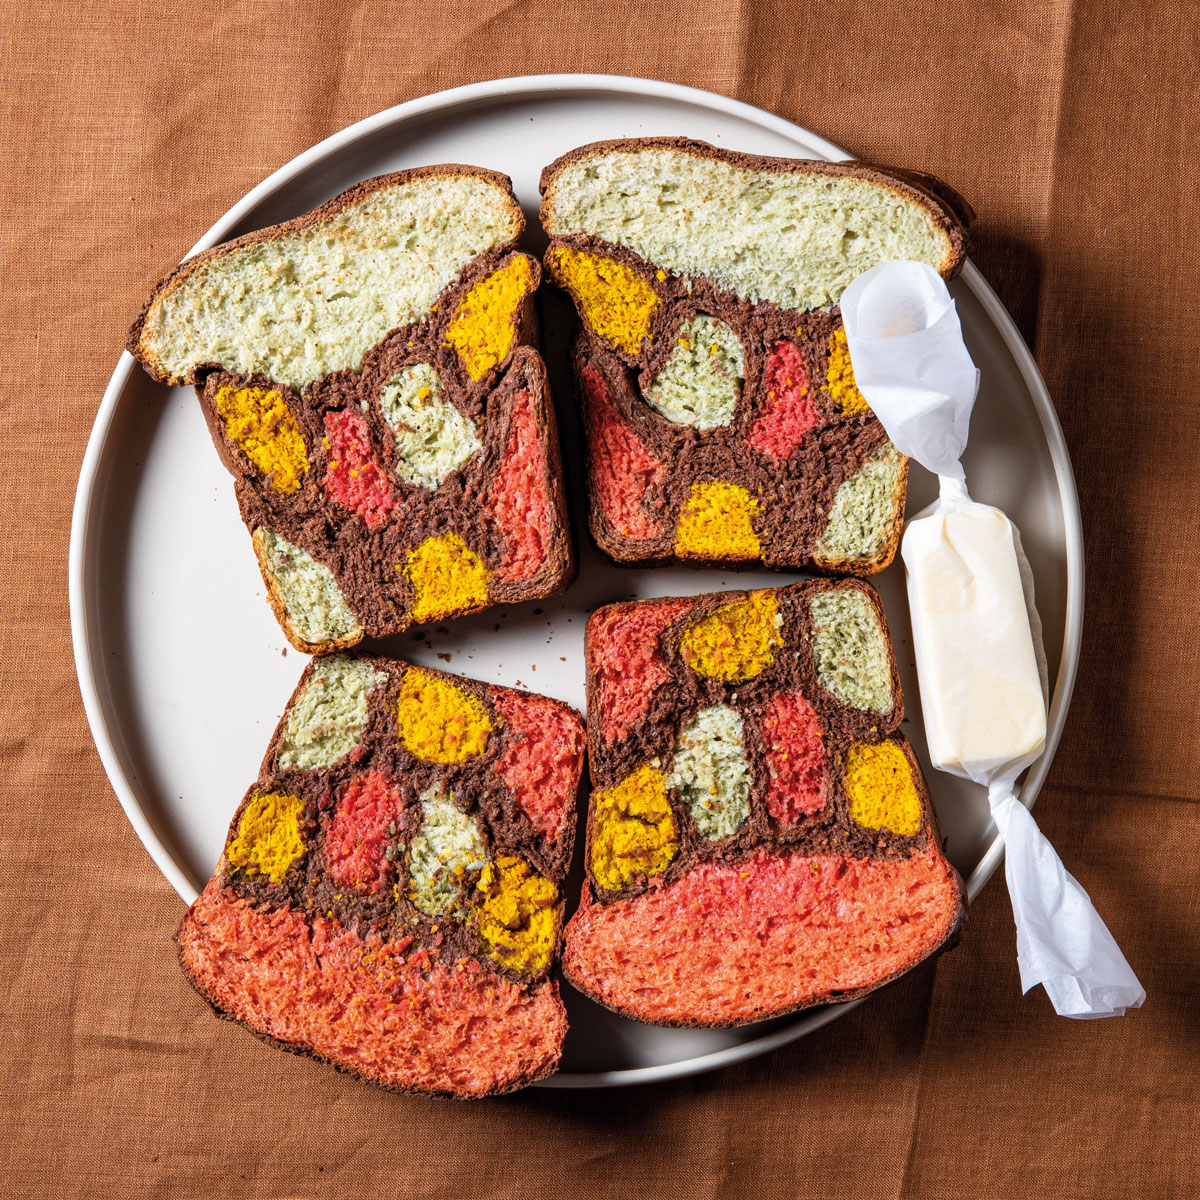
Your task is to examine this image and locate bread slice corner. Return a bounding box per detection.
[251,527,365,655]
[129,166,526,389]
[540,136,969,306]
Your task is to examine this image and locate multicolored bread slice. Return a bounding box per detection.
[540,138,971,573]
[129,168,573,652]
[176,653,584,1096]
[562,580,965,1027]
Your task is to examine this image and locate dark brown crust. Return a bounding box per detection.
[128,164,524,385]
[570,318,902,575]
[860,162,976,232]
[563,734,967,1029]
[539,136,969,276]
[541,138,970,575]
[171,245,571,653]
[581,579,908,906]
[173,926,564,1099]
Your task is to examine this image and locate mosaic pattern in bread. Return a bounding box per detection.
[540,139,970,574]
[562,580,965,1027]
[129,169,574,650]
[176,653,584,1096]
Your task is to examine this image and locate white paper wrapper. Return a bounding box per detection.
[839,261,978,480]
[840,261,1145,1019]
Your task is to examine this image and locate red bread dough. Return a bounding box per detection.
[761,691,827,823]
[580,364,663,540]
[178,880,566,1097]
[325,771,405,893]
[492,691,584,840]
[746,339,822,460]
[563,844,962,1026]
[491,391,551,583]
[589,598,692,746]
[323,409,395,528]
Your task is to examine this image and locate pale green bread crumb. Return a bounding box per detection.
[809,588,893,713]
[669,704,751,839]
[379,363,481,490]
[815,443,903,564]
[140,174,520,389]
[259,529,361,646]
[407,787,487,917]
[545,148,951,313]
[644,315,743,430]
[276,654,384,771]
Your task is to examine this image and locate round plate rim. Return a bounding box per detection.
[69,73,1084,1090]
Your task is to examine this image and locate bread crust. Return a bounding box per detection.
[128,164,525,386]
[175,920,566,1098]
[580,579,906,904]
[563,734,966,1028]
[174,651,582,1095]
[539,136,969,277]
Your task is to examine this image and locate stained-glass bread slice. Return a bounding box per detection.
[562,580,965,1027]
[129,168,573,651]
[176,653,584,1096]
[540,138,971,574]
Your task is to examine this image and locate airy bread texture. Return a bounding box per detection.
[565,845,962,1026]
[668,703,752,840]
[130,170,575,653]
[254,529,362,652]
[564,579,964,1027]
[407,788,488,917]
[176,653,584,1096]
[809,587,894,713]
[543,139,968,576]
[275,655,383,771]
[542,143,962,313]
[132,170,523,388]
[644,314,744,429]
[379,363,481,490]
[813,443,906,568]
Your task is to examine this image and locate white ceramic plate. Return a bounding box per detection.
[70,74,1083,1088]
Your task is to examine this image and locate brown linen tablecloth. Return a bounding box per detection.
[3,2,1197,1196]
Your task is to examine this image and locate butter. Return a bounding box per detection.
[902,502,1046,773]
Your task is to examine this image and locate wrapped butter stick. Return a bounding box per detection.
[840,261,1144,1019]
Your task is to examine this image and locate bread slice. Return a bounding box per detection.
[128,169,574,651]
[540,138,968,574]
[176,652,585,1096]
[562,580,965,1027]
